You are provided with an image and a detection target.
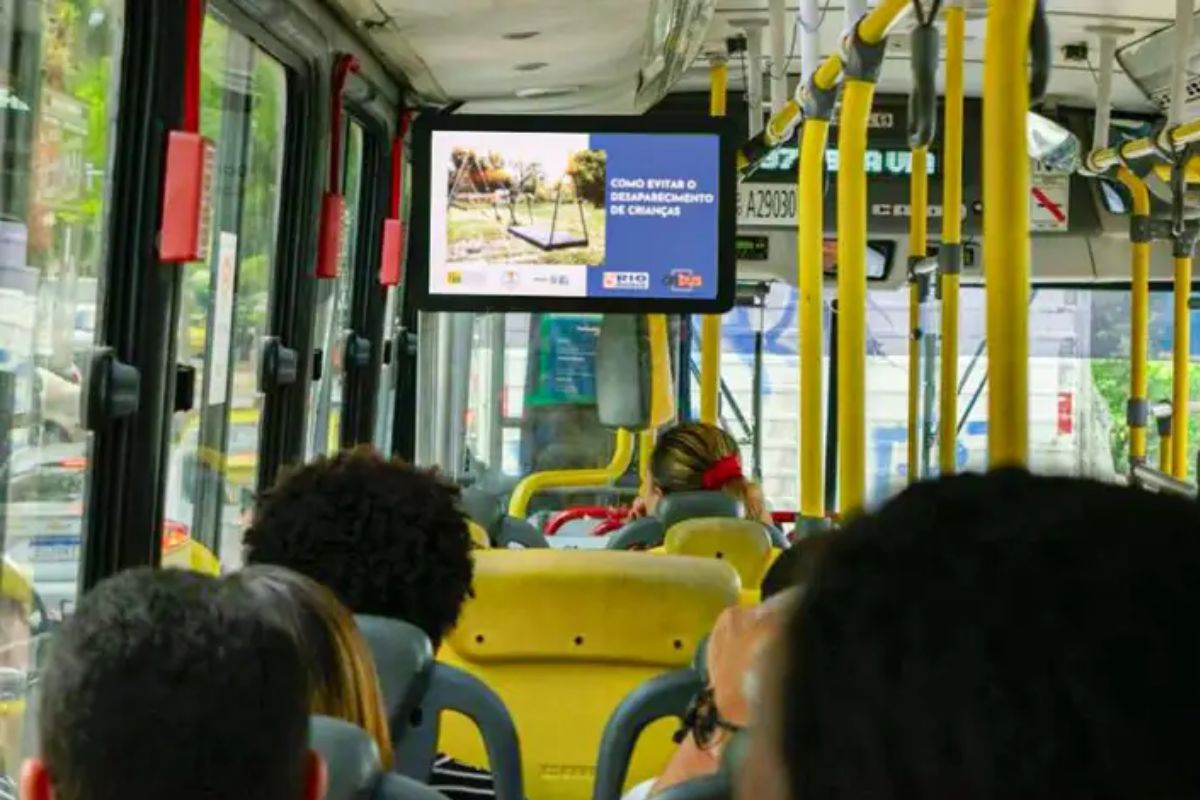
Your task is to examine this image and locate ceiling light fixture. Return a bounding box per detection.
[515,86,579,99]
[515,62,548,72]
[502,31,540,40]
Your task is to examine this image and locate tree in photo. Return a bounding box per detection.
[568,149,606,208]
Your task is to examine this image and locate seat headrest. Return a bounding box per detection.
[309,716,380,800]
[354,615,434,728]
[657,491,739,530]
[595,315,651,430]
[460,488,504,535]
[605,517,665,550]
[446,550,740,667]
[665,518,773,589]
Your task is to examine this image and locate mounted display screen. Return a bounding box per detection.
[408,113,737,313]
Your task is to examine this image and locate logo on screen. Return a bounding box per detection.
[603,271,649,290]
[447,271,463,285]
[502,270,519,288]
[665,270,704,291]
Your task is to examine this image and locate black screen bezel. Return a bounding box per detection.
[407,112,739,314]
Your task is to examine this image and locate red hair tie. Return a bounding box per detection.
[702,455,743,490]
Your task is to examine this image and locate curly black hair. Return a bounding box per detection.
[760,530,832,600]
[782,470,1200,800]
[40,568,309,800]
[244,448,474,646]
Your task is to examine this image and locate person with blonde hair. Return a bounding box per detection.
[631,421,771,524]
[230,565,394,768]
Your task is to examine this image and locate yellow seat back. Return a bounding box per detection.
[664,518,773,590]
[467,520,491,549]
[439,550,740,800]
[161,538,221,576]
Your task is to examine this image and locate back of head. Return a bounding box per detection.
[39,568,308,800]
[243,447,474,646]
[780,471,1200,800]
[651,422,765,521]
[760,532,832,600]
[232,565,394,767]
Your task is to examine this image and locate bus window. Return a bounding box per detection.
[163,15,288,572]
[711,284,1190,514]
[464,312,632,511]
[308,120,365,457]
[0,0,121,783]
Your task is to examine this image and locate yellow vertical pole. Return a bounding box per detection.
[837,77,877,513]
[638,428,656,492]
[1161,421,1175,475]
[1118,169,1151,467]
[700,56,727,425]
[939,3,965,475]
[907,147,929,484]
[799,114,832,520]
[1172,250,1192,478]
[983,0,1034,468]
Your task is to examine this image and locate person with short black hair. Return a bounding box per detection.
[22,568,324,800]
[244,447,474,648]
[742,471,1200,800]
[244,447,491,800]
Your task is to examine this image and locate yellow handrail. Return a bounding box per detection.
[837,77,876,513]
[939,3,965,476]
[507,429,636,518]
[638,428,655,493]
[1118,168,1151,467]
[1162,430,1175,475]
[984,0,1035,468]
[907,146,928,485]
[737,0,910,180]
[1173,252,1192,479]
[799,117,831,518]
[1087,118,1200,173]
[859,0,915,45]
[700,57,727,425]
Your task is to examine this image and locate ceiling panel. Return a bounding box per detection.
[326,0,654,112]
[690,2,1177,111]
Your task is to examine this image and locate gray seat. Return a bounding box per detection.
[355,615,434,742]
[461,486,549,548]
[309,715,450,800]
[592,668,704,800]
[607,492,738,551]
[394,662,524,800]
[658,492,740,530]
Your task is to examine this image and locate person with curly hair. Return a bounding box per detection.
[740,470,1200,800]
[243,447,492,800]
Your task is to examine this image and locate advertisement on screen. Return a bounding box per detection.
[410,116,735,313]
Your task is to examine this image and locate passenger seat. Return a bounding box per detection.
[309,715,449,800]
[355,615,524,800]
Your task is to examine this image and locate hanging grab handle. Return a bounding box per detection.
[907,22,939,148]
[1029,0,1051,105]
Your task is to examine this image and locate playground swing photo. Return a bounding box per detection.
[506,171,590,252]
[443,133,607,269]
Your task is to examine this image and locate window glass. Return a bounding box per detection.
[0,0,122,785]
[163,16,287,573]
[308,120,363,457]
[715,284,1180,512]
[374,287,398,451]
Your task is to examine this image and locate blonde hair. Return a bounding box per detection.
[231,565,394,767]
[650,421,768,523]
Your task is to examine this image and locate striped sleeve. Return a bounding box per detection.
[428,754,498,799]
